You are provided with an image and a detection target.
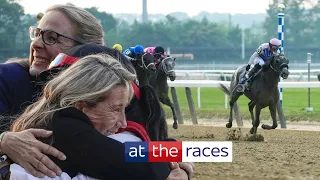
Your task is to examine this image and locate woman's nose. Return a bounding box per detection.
[118,113,127,128]
[32,35,45,49]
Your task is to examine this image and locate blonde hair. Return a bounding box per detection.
[11,54,136,132]
[46,4,104,45]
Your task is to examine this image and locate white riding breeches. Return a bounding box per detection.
[248,52,265,67]
[253,57,265,66]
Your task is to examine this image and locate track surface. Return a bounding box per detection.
[168,124,320,180]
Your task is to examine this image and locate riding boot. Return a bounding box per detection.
[247,64,261,80]
[245,64,261,88]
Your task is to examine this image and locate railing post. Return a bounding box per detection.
[185,87,198,124]
[306,53,313,112]
[197,87,201,108]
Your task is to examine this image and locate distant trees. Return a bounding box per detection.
[1,0,320,62]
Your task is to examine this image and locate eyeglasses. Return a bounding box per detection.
[29,26,82,45]
[271,45,280,52]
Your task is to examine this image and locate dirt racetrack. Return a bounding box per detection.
[168,125,320,180]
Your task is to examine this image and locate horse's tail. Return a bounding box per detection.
[140,85,168,141]
[219,83,231,96]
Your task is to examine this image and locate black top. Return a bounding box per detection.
[42,107,170,180]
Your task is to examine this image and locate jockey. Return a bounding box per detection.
[123,45,145,59]
[144,46,167,66]
[112,43,123,53]
[240,38,281,85]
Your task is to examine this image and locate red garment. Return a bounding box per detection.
[118,120,151,141]
[131,81,140,100]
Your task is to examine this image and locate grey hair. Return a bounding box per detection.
[46,4,104,45]
[11,54,136,132]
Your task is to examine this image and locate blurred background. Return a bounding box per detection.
[1,0,320,70]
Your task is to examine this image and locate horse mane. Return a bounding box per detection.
[141,52,154,63]
[137,85,168,140]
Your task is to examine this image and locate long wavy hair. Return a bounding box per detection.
[11,54,136,132]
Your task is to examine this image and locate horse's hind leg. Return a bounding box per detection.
[160,95,178,129]
[248,101,256,134]
[226,91,242,128]
[261,104,278,130]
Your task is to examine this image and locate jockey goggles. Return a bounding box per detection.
[48,53,79,69]
[154,53,165,58]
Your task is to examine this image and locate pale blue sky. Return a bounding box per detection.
[20,0,272,16]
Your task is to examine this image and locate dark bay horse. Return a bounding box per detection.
[149,56,178,129]
[219,52,290,134]
[133,52,156,87]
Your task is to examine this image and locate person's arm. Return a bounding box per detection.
[1,129,66,178]
[52,108,171,180]
[0,77,11,115]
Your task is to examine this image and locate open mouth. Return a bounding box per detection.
[33,57,50,66]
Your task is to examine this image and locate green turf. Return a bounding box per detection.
[162,87,320,122]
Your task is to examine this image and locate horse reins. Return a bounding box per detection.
[138,53,155,70]
[160,57,175,75]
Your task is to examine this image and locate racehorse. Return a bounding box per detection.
[149,56,178,129]
[133,52,156,87]
[219,52,290,134]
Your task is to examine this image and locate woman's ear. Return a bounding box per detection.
[74,101,85,111]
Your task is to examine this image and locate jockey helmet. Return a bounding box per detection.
[154,46,165,54]
[269,38,281,52]
[134,45,144,54]
[154,46,166,58]
[112,44,123,53]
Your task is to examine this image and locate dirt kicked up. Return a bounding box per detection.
[168,125,320,180]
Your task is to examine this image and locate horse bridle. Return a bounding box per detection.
[269,55,289,75]
[138,53,155,70]
[160,57,175,75]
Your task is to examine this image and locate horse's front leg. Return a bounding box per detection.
[248,100,256,126]
[160,94,178,129]
[261,103,278,130]
[250,104,262,134]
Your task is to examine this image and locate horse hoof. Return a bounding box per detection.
[226,123,232,128]
[173,123,178,129]
[261,124,272,130]
[250,128,254,134]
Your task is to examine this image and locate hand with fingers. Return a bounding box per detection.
[178,162,195,178]
[166,162,189,180]
[0,129,66,178]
